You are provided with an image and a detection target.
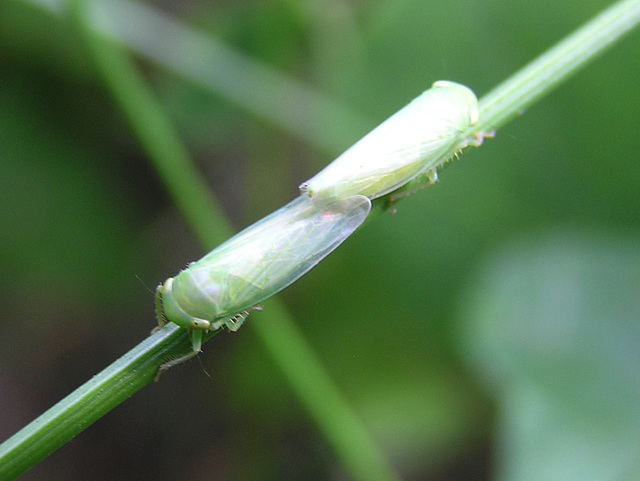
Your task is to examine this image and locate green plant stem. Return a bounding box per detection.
[0,324,198,481]
[474,0,640,134]
[75,3,404,481]
[0,3,404,481]
[379,0,640,216]
[2,0,640,480]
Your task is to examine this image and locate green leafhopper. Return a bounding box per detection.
[299,80,480,203]
[156,194,371,368]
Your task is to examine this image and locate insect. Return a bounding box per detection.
[156,194,371,369]
[299,80,480,203]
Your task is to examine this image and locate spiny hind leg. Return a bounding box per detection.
[157,329,204,374]
[152,283,169,333]
[212,305,263,332]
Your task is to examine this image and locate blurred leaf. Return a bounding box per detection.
[458,228,640,481]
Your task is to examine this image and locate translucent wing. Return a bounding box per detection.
[171,194,371,320]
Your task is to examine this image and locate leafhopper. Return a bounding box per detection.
[300,81,480,203]
[156,194,371,369]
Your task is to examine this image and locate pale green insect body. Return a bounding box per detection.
[156,194,371,367]
[299,81,480,203]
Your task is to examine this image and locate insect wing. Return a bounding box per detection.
[187,194,371,317]
[306,94,458,195]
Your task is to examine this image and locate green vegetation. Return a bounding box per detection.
[1,0,639,480]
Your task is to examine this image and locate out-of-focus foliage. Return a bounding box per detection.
[458,230,640,481]
[0,0,638,480]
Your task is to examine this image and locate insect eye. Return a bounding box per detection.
[190,319,211,330]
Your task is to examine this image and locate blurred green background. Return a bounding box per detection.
[1,0,639,480]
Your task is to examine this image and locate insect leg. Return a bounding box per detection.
[158,330,204,372]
